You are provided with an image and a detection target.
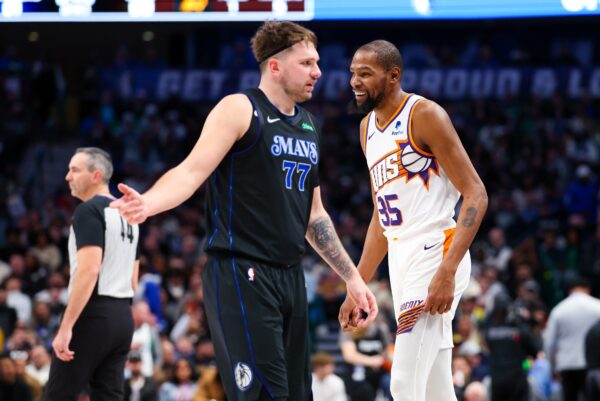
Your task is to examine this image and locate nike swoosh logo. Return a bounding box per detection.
[424,243,439,250]
[367,131,375,140]
[267,116,280,123]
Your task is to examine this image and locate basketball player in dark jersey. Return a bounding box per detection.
[111,22,378,401]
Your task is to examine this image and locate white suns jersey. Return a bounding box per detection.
[364,94,460,240]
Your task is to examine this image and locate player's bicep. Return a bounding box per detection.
[414,101,483,195]
[180,94,253,178]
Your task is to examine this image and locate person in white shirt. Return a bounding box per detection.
[544,277,600,401]
[311,352,347,401]
[26,345,51,386]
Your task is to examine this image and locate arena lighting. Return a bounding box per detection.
[561,0,599,12]
[1,0,22,17]
[412,0,431,15]
[55,0,95,16]
[127,0,154,17]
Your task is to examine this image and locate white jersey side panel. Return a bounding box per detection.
[364,94,460,240]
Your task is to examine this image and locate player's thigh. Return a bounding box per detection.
[203,256,289,401]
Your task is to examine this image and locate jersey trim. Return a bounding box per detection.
[361,112,371,154]
[375,93,412,132]
[443,228,455,259]
[407,98,434,157]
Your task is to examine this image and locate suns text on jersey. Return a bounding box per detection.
[370,150,407,192]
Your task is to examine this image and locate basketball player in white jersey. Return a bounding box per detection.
[339,40,488,401]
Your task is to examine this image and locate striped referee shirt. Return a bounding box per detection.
[68,195,140,299]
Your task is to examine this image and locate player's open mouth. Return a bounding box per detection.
[354,91,367,99]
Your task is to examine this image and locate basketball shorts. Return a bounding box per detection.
[202,253,310,401]
[387,228,471,401]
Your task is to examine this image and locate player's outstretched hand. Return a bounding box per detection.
[424,267,455,315]
[345,275,378,328]
[110,183,149,224]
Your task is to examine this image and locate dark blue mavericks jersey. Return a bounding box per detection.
[204,88,321,267]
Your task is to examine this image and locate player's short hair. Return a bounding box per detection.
[251,21,317,66]
[75,147,113,184]
[358,40,403,72]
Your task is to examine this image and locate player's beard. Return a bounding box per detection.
[347,90,385,115]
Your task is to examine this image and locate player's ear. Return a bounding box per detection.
[267,58,281,76]
[390,67,401,83]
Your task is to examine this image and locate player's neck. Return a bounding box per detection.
[374,90,408,125]
[258,81,296,116]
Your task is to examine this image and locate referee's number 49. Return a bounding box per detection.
[119,217,135,243]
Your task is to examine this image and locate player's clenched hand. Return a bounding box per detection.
[52,328,75,362]
[345,275,378,327]
[338,295,359,332]
[424,267,455,315]
[110,183,149,224]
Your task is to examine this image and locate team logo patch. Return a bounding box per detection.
[248,267,255,282]
[396,300,425,335]
[234,362,253,391]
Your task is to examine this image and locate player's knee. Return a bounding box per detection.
[390,373,418,401]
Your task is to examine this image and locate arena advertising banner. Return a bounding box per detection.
[102,67,600,102]
[1,0,600,21]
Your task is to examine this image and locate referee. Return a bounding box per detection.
[43,147,140,401]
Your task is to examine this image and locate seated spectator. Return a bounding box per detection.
[0,351,33,401]
[124,350,159,401]
[311,352,346,401]
[159,358,198,401]
[192,364,226,401]
[25,345,50,387]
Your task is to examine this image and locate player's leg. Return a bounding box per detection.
[282,266,311,401]
[202,255,289,401]
[425,348,458,401]
[390,311,445,401]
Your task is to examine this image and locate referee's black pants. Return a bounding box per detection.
[43,297,134,401]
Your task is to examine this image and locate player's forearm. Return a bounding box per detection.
[143,165,205,216]
[356,214,388,283]
[306,215,358,282]
[442,187,488,273]
[60,265,100,331]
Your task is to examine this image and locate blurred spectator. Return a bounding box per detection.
[563,165,598,227]
[544,277,600,401]
[340,322,391,401]
[131,300,163,378]
[25,345,51,388]
[11,350,42,401]
[191,364,225,401]
[0,351,33,401]
[124,350,159,401]
[0,283,18,348]
[311,352,347,401]
[464,381,488,401]
[158,358,198,401]
[484,227,512,273]
[5,276,32,324]
[485,294,538,401]
[584,318,600,401]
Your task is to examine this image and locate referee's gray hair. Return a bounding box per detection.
[75,147,113,184]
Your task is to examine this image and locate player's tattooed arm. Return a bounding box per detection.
[461,207,478,228]
[307,216,355,281]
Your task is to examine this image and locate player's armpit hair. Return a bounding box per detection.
[307,216,354,281]
[461,207,478,228]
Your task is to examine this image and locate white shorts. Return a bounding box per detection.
[387,228,471,401]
